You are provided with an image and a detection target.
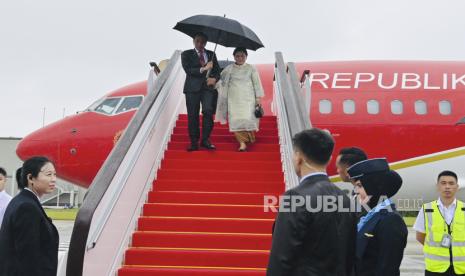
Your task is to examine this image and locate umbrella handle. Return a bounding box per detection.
[206,17,224,80]
[205,41,218,80]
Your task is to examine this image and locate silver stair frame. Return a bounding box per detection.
[273,52,312,190]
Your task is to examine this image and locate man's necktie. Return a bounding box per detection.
[199,50,206,66]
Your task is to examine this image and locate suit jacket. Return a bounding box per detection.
[355,205,407,276]
[0,189,59,276]
[267,174,357,276]
[181,48,220,93]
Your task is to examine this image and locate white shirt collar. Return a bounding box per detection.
[24,187,40,201]
[437,197,457,209]
[300,172,327,183]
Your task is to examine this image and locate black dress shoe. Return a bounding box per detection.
[187,143,199,152]
[200,140,216,150]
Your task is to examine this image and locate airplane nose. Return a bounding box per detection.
[16,127,59,163]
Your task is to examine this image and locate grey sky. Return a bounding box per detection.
[1,0,465,137]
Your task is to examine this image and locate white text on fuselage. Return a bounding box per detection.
[308,73,465,90]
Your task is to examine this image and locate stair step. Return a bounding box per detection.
[138,216,274,233]
[170,134,278,144]
[148,191,279,205]
[178,113,276,121]
[119,266,266,276]
[132,231,272,250]
[167,142,279,152]
[153,179,284,193]
[173,128,278,136]
[124,247,269,268]
[143,203,277,219]
[163,151,281,161]
[157,169,284,182]
[160,159,282,172]
[175,121,277,128]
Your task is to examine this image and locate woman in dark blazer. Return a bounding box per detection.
[347,158,408,276]
[0,156,59,276]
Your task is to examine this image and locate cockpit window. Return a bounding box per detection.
[94,98,121,115]
[116,96,143,114]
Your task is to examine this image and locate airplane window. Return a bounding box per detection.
[116,96,143,114]
[94,98,121,115]
[367,100,379,114]
[343,100,355,114]
[415,100,427,115]
[319,100,332,114]
[439,100,452,115]
[84,97,105,112]
[391,100,403,115]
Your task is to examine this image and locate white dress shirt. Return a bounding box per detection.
[0,190,12,226]
[413,198,457,233]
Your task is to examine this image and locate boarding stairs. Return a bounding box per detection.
[64,51,307,276]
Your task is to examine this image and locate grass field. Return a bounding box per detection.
[44,208,79,220]
[403,216,416,227]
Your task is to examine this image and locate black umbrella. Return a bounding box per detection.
[173,14,264,51]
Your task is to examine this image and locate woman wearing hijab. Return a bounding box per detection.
[347,158,408,276]
[0,156,59,275]
[215,47,265,151]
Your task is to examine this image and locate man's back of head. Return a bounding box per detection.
[292,128,334,169]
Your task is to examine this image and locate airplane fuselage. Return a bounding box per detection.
[17,61,465,209]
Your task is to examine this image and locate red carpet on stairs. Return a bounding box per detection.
[118,115,284,276]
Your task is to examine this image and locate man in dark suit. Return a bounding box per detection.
[181,32,221,151]
[267,129,356,276]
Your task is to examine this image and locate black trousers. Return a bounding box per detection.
[185,88,215,144]
[426,266,465,275]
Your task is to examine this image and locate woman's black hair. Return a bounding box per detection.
[233,47,248,56]
[20,156,53,189]
[15,167,22,189]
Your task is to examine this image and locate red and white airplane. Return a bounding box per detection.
[16,60,465,208]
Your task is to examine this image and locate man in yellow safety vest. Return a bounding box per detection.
[414,170,465,276]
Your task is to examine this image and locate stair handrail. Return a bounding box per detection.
[273,52,299,190]
[273,52,312,190]
[287,63,312,129]
[66,50,184,276]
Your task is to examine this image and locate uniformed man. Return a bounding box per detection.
[414,170,465,276]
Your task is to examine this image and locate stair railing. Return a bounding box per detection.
[273,52,312,190]
[66,50,186,276]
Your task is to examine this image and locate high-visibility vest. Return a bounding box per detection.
[423,200,465,274]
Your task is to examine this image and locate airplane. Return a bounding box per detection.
[16,60,465,210]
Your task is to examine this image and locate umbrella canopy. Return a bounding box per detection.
[173,14,264,51]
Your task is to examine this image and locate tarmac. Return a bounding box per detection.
[56,221,425,275]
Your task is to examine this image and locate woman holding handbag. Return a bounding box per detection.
[215,47,264,151]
